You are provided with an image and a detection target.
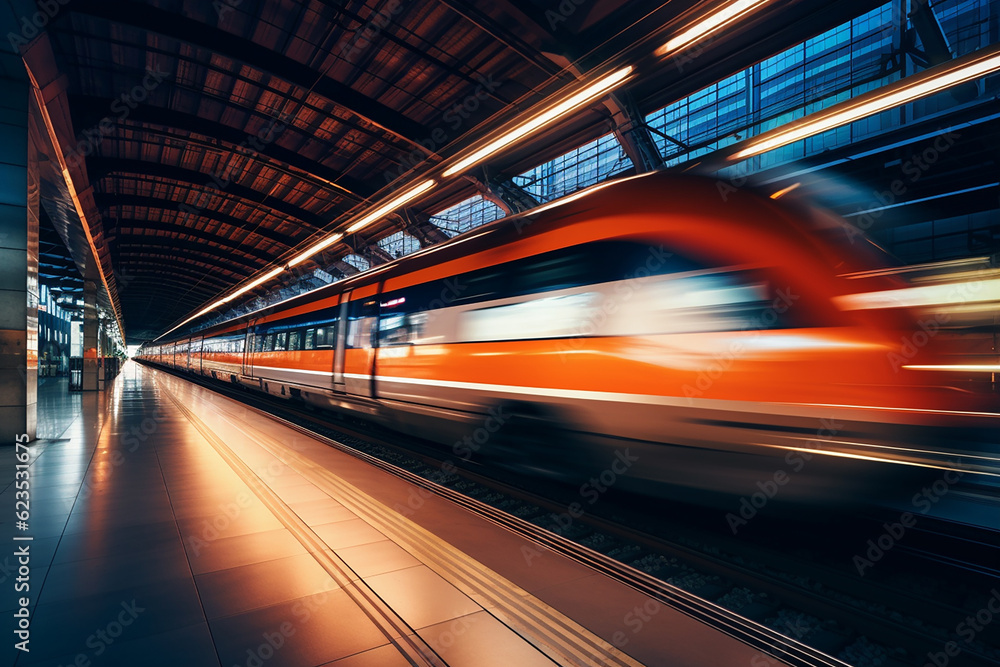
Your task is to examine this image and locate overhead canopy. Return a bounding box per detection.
[27,0,891,340]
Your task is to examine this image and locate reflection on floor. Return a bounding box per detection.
[35,376,81,440]
[0,362,778,667]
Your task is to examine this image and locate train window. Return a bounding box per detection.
[462,292,600,342]
[626,270,799,335]
[345,300,379,349]
[514,249,594,296]
[288,330,301,351]
[275,332,287,351]
[613,242,704,280]
[383,241,707,317]
[388,313,430,345]
[262,334,274,352]
[304,329,316,350]
[451,267,506,305]
[254,335,263,353]
[378,314,408,346]
[320,319,339,348]
[379,293,411,346]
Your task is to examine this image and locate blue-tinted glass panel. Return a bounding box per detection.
[512,132,633,203]
[429,195,506,237]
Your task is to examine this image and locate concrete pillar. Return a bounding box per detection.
[82,280,99,391]
[0,76,38,443]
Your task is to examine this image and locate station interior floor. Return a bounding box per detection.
[0,362,784,667]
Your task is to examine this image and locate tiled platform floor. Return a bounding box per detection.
[35,376,81,440]
[0,361,783,667]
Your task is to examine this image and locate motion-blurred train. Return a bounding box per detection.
[138,173,998,504]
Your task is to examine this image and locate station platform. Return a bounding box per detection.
[35,376,82,440]
[1,361,784,667]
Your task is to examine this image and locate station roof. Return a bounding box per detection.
[28,0,887,340]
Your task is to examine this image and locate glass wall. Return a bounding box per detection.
[646,0,998,173]
[377,231,422,260]
[429,195,506,237]
[647,4,901,170]
[341,254,371,272]
[513,132,633,203]
[37,284,75,376]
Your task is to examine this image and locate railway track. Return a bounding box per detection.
[154,365,1000,667]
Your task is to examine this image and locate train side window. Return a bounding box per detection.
[451,267,506,305]
[609,242,701,281]
[254,334,264,353]
[631,270,799,334]
[379,314,408,346]
[274,332,287,351]
[288,330,301,351]
[327,320,340,348]
[304,329,316,350]
[514,248,595,295]
[263,334,274,352]
[461,292,600,342]
[346,300,379,349]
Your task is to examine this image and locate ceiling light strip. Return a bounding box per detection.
[24,63,128,342]
[656,0,773,57]
[441,66,634,178]
[156,64,639,340]
[904,365,1000,372]
[156,180,437,340]
[731,45,1000,160]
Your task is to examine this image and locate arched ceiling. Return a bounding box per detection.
[31,0,883,341]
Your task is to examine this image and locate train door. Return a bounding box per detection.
[342,286,380,399]
[242,319,257,377]
[332,296,349,392]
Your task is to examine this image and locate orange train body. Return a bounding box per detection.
[138,174,998,504]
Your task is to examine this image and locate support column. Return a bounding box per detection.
[468,173,539,215]
[97,318,106,391]
[607,93,663,174]
[82,280,99,391]
[0,76,38,443]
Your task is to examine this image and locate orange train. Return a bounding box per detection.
[138,173,998,504]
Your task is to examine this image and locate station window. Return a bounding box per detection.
[513,133,632,203]
[377,231,422,260]
[429,195,506,237]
